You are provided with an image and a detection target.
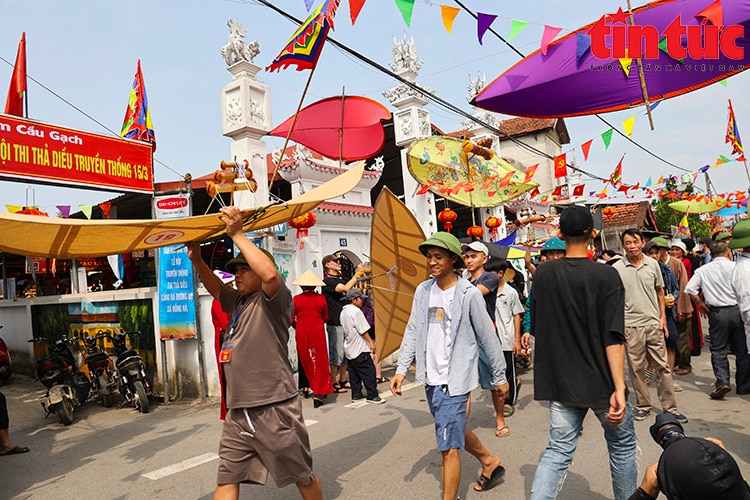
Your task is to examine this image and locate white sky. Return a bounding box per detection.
[1,0,748,211]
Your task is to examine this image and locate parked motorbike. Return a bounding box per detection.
[0,326,11,384]
[82,332,116,408]
[112,331,151,413]
[28,336,91,425]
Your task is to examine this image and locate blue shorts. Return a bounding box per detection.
[327,324,345,365]
[665,315,679,350]
[425,385,469,452]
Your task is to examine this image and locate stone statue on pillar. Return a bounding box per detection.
[220,19,271,209]
[383,35,437,237]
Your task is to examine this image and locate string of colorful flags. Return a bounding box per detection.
[4,202,113,219]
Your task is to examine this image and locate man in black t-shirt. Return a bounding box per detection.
[322,254,364,392]
[528,206,637,500]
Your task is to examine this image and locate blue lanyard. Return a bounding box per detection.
[227,299,248,342]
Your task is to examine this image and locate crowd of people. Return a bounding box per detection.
[184,203,749,500]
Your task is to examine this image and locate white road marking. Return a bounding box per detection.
[304,419,318,426]
[143,452,219,480]
[344,381,421,408]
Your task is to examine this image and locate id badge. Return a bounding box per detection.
[219,339,234,363]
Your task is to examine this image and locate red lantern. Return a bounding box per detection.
[466,225,485,238]
[485,216,502,240]
[602,206,616,221]
[289,212,316,248]
[438,208,457,231]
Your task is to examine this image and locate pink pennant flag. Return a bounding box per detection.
[540,25,562,56]
[349,0,366,25]
[477,13,498,45]
[440,5,460,33]
[57,205,71,218]
[581,139,593,161]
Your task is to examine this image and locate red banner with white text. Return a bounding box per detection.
[0,114,153,193]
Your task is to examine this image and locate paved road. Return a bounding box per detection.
[1,348,749,499]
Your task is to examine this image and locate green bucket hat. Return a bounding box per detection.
[729,219,750,249]
[650,236,671,249]
[714,231,732,242]
[225,249,276,273]
[418,231,465,268]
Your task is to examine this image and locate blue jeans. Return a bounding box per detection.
[531,401,637,500]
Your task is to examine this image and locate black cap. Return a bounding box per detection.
[657,438,750,499]
[559,205,594,236]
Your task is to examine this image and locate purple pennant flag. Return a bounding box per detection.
[304,0,314,11]
[57,205,71,218]
[699,165,710,173]
[575,33,590,64]
[477,13,498,45]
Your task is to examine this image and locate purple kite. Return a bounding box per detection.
[473,0,750,118]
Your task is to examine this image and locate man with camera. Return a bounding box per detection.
[629,413,750,499]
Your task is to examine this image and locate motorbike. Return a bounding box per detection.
[112,330,151,413]
[0,326,11,384]
[28,336,91,425]
[82,331,116,408]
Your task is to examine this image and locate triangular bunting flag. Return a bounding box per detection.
[349,0,366,25]
[645,177,652,187]
[477,13,498,45]
[305,0,315,11]
[572,184,585,197]
[657,175,665,184]
[581,139,593,161]
[576,33,591,64]
[394,0,415,27]
[696,0,722,26]
[609,154,624,187]
[619,49,633,77]
[528,186,540,198]
[540,25,562,56]
[551,184,565,196]
[601,129,614,149]
[507,19,528,41]
[99,202,112,219]
[440,5,460,33]
[719,154,732,163]
[622,115,636,138]
[80,204,93,220]
[57,205,71,218]
[720,79,727,87]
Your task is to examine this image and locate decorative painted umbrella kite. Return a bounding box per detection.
[406,136,538,208]
[473,0,750,119]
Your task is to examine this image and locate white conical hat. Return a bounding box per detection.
[292,269,325,287]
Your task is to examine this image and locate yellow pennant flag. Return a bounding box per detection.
[5,205,21,213]
[440,5,460,33]
[622,115,636,138]
[657,175,664,184]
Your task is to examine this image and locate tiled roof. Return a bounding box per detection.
[600,201,658,231]
[497,117,557,137]
[316,201,373,216]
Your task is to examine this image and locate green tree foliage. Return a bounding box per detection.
[118,300,155,350]
[30,304,71,340]
[651,178,711,238]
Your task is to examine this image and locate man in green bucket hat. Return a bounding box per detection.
[390,231,509,497]
[730,218,750,358]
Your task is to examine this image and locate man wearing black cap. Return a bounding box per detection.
[188,206,322,500]
[530,205,637,500]
[630,436,750,499]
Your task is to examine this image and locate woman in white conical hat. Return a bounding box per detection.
[291,270,334,408]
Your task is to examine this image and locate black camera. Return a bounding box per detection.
[650,413,686,449]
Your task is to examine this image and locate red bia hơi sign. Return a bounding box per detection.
[0,114,153,193]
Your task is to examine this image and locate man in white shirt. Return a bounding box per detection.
[729,219,750,361]
[684,240,750,399]
[340,288,384,404]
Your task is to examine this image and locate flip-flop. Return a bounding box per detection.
[0,446,30,456]
[495,426,510,437]
[474,464,505,491]
[503,404,515,418]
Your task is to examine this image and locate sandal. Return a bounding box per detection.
[0,445,30,456]
[375,376,390,384]
[333,382,348,393]
[473,464,505,491]
[495,426,510,437]
[503,404,515,418]
[339,379,352,389]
